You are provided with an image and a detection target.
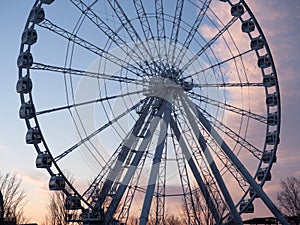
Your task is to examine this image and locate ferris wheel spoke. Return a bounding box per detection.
[183,49,252,80]
[174,0,212,67]
[174,110,232,218]
[53,99,145,162]
[132,0,155,43]
[36,90,143,116]
[37,19,145,77]
[31,62,145,85]
[189,93,267,124]
[182,93,289,224]
[180,17,238,73]
[193,103,263,159]
[106,0,158,65]
[155,0,166,41]
[193,82,263,88]
[167,0,184,66]
[186,107,252,192]
[68,0,121,42]
[198,125,251,192]
[170,116,221,223]
[133,0,165,69]
[179,95,243,224]
[70,0,159,75]
[154,0,169,65]
[183,104,251,191]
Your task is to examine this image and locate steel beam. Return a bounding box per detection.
[170,116,221,224]
[95,99,153,208]
[104,99,167,222]
[182,94,289,225]
[180,96,243,224]
[139,92,173,225]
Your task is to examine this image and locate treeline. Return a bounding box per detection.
[1,171,299,225]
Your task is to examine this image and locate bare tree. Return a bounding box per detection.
[165,214,182,225]
[181,186,228,225]
[0,171,28,224]
[127,216,139,225]
[277,176,300,217]
[127,213,183,225]
[47,172,78,225]
[47,190,67,225]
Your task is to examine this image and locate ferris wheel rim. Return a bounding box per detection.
[17,0,283,223]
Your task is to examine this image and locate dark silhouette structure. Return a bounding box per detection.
[243,216,300,225]
[0,190,3,225]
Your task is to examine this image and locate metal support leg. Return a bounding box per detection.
[104,100,167,222]
[180,95,243,224]
[182,94,289,225]
[170,116,221,223]
[139,92,173,225]
[96,99,153,208]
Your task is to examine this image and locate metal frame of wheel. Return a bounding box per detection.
[17,0,288,224]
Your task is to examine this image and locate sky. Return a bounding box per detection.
[0,0,300,224]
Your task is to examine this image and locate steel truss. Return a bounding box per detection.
[18,0,287,224]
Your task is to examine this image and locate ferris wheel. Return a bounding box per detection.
[18,0,288,224]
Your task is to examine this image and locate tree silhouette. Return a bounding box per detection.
[0,171,28,224]
[47,191,67,225]
[277,176,300,217]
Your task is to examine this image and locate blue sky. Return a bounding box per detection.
[1,0,300,223]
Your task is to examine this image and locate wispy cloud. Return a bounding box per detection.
[0,144,8,153]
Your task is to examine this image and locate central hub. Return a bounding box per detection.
[161,67,180,81]
[142,65,193,96]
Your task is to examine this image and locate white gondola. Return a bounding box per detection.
[17,52,33,69]
[262,151,277,163]
[251,37,265,50]
[242,20,255,33]
[26,127,42,144]
[16,76,32,94]
[257,168,271,182]
[267,112,278,125]
[29,7,45,24]
[19,102,35,119]
[258,55,271,69]
[231,4,245,17]
[181,81,193,91]
[49,175,65,190]
[41,0,55,4]
[263,74,276,87]
[239,200,254,213]
[266,131,277,145]
[65,195,82,210]
[36,152,52,168]
[266,93,278,107]
[21,28,37,45]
